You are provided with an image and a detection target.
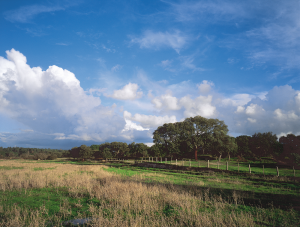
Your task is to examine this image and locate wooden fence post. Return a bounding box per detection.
[165,158,167,163]
[176,159,177,165]
[152,157,153,162]
[293,166,295,177]
[183,160,184,166]
[249,164,251,174]
[276,166,279,177]
[149,157,150,162]
[207,160,209,168]
[226,161,228,171]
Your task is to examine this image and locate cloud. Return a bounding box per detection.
[221,1,300,71]
[166,0,246,22]
[0,49,125,143]
[147,80,300,137]
[180,95,216,118]
[144,142,154,147]
[159,56,206,73]
[111,64,122,72]
[102,45,116,53]
[179,56,206,72]
[159,59,176,72]
[165,1,300,73]
[4,4,65,23]
[227,58,239,64]
[151,93,181,111]
[122,119,149,132]
[131,30,187,53]
[161,60,172,68]
[106,83,143,100]
[228,85,300,136]
[56,43,70,46]
[150,81,217,117]
[87,88,106,96]
[124,110,177,128]
[222,94,255,106]
[198,80,214,94]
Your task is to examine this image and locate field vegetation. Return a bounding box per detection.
[0,159,299,226]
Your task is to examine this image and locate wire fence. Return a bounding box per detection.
[107,157,298,178]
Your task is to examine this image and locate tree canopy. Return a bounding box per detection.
[153,116,230,160]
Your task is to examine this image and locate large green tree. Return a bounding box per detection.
[183,116,229,160]
[70,147,80,159]
[110,142,129,158]
[153,122,182,158]
[79,145,93,160]
[128,142,149,158]
[210,133,237,161]
[153,116,229,160]
[147,144,164,157]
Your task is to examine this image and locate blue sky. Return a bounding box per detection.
[0,0,300,149]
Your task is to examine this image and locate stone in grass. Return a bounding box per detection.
[63,217,97,226]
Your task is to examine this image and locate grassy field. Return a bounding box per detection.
[0,159,299,226]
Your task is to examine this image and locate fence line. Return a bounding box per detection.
[129,157,298,177]
[110,157,297,177]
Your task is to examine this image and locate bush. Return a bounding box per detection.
[47,154,58,160]
[79,145,93,160]
[34,153,48,160]
[20,153,29,159]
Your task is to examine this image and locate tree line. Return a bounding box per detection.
[69,142,150,160]
[1,116,299,167]
[0,147,69,160]
[68,116,299,167]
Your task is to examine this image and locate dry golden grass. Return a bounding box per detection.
[0,160,298,226]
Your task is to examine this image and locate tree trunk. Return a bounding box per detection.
[195,148,198,161]
[219,154,222,162]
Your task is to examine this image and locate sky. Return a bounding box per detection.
[0,0,300,149]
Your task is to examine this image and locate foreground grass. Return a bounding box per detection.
[0,159,299,226]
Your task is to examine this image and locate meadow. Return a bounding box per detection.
[0,158,299,226]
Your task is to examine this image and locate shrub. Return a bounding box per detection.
[47,154,58,160]
[34,153,49,160]
[20,153,29,159]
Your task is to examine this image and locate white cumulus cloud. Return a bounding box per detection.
[0,49,125,142]
[106,83,143,100]
[198,80,214,94]
[227,85,300,136]
[123,110,177,128]
[151,93,181,110]
[180,95,216,118]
